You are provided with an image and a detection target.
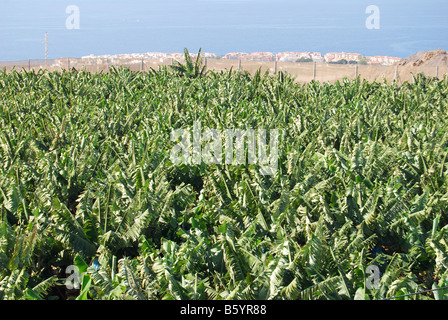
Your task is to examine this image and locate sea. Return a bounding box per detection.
[0,0,447,61]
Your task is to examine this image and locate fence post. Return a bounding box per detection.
[28,59,31,72]
[436,65,439,78]
[67,58,70,71]
[313,61,316,81]
[355,63,358,78]
[274,56,278,74]
[238,59,241,71]
[394,65,398,81]
[140,58,144,72]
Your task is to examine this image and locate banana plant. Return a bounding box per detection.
[1,65,448,300]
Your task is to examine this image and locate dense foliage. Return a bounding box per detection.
[1,62,448,300]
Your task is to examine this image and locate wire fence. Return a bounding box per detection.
[1,57,446,84]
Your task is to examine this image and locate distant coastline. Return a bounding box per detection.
[75,51,402,66]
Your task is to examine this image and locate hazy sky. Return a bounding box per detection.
[0,0,447,60]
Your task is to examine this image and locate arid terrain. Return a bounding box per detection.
[1,49,447,84]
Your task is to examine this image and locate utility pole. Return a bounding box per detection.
[42,32,50,66]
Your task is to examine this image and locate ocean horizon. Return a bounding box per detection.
[1,0,447,61]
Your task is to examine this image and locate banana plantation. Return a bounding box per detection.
[1,53,448,300]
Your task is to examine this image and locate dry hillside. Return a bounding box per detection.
[397,49,448,67]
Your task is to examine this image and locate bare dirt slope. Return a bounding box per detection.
[397,49,448,67]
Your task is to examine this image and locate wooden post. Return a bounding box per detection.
[140,58,144,72]
[313,61,316,81]
[28,59,31,71]
[355,63,358,78]
[436,65,439,78]
[67,58,70,70]
[274,56,278,74]
[238,59,241,71]
[394,65,398,80]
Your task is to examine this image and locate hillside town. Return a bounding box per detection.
[74,51,401,66]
